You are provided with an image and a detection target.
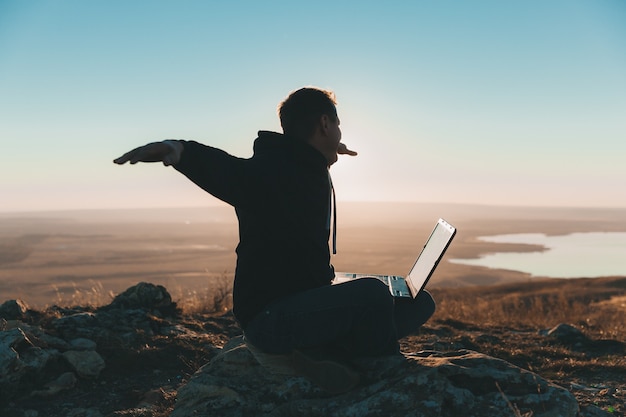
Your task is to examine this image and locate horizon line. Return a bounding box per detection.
[2,200,626,215]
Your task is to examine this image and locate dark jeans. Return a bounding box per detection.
[243,278,435,358]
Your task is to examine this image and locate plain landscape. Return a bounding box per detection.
[1,202,626,416]
[3,202,626,308]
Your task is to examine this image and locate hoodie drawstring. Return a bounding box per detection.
[328,172,337,255]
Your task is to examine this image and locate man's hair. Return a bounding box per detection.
[278,87,337,140]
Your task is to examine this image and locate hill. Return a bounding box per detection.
[1,276,625,416]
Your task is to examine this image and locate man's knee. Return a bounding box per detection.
[353,277,394,308]
[417,290,436,318]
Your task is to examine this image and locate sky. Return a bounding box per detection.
[1,0,625,212]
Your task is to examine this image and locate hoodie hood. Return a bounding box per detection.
[252,131,286,154]
[253,131,328,167]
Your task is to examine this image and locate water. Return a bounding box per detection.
[450,232,626,278]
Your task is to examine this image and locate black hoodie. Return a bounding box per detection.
[174,131,335,327]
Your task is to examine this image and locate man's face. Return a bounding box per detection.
[308,113,342,165]
[325,115,342,165]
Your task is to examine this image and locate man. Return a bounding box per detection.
[114,87,435,393]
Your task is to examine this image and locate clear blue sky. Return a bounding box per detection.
[1,0,625,212]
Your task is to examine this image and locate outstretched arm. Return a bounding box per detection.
[113,140,184,166]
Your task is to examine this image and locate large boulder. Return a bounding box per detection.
[0,283,178,407]
[0,324,67,404]
[0,299,29,320]
[62,350,105,378]
[101,282,177,316]
[172,336,580,417]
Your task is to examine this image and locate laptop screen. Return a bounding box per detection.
[406,218,456,297]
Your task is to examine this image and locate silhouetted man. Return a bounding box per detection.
[114,87,435,393]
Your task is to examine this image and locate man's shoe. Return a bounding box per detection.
[244,337,298,376]
[350,353,407,379]
[291,349,360,395]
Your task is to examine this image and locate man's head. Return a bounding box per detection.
[278,87,342,164]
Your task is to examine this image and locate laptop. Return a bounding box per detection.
[333,218,456,298]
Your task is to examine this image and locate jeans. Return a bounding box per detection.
[243,277,435,358]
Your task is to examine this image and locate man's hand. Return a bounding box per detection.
[337,143,357,156]
[113,141,183,166]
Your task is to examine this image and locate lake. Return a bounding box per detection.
[450,232,626,278]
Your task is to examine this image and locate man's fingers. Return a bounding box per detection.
[114,145,147,164]
[114,143,170,165]
[113,152,134,165]
[129,152,144,164]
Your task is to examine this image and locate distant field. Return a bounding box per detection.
[2,203,626,308]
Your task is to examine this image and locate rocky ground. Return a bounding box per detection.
[404,322,625,416]
[1,281,625,417]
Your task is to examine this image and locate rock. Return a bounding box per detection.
[102,282,177,316]
[138,388,167,408]
[172,336,580,417]
[69,338,97,351]
[0,327,56,377]
[0,283,189,409]
[0,328,25,376]
[62,350,105,378]
[3,320,70,350]
[0,299,29,320]
[53,312,98,338]
[579,404,614,417]
[66,408,104,417]
[545,323,586,342]
[32,371,77,397]
[0,326,63,405]
[473,333,501,344]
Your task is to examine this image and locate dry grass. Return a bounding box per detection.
[48,276,626,341]
[48,274,234,314]
[51,280,115,308]
[431,276,626,340]
[175,274,234,314]
[416,277,626,417]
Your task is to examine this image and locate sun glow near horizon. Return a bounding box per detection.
[1,1,625,212]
